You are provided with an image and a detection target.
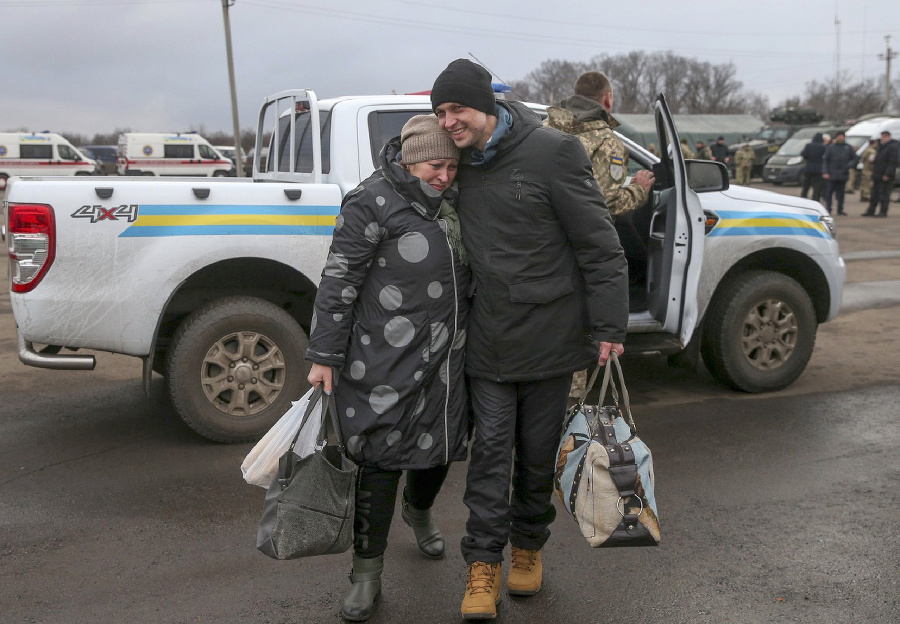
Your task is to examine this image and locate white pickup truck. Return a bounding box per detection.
[4,89,845,442]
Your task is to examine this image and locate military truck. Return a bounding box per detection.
[727,107,824,179]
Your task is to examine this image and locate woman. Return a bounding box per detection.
[305,114,470,622]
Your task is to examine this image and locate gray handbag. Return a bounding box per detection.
[256,385,358,559]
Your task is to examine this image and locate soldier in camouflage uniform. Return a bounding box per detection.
[859,139,878,202]
[734,143,755,185]
[544,71,654,218]
[695,140,714,160]
[680,138,695,159]
[545,71,654,398]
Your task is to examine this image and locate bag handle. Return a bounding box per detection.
[287,384,325,454]
[577,353,637,433]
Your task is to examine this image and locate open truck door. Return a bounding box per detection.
[645,94,705,346]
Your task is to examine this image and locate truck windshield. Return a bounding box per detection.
[271,110,332,174]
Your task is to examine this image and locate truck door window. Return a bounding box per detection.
[198,145,218,159]
[20,145,52,159]
[273,110,332,174]
[164,145,194,158]
[367,111,426,165]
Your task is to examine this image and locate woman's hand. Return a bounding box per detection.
[307,363,334,395]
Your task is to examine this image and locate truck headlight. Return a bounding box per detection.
[819,214,836,238]
[786,156,803,166]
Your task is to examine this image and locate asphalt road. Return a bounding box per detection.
[1,353,898,624]
[2,181,899,623]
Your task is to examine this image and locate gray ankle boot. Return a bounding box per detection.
[341,554,383,622]
[401,496,444,559]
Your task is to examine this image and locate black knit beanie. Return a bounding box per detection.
[431,59,496,115]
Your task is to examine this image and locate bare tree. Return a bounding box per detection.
[793,73,887,122]
[510,51,764,116]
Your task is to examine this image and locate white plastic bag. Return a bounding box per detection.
[241,387,324,488]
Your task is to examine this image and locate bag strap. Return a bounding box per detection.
[287,384,325,454]
[577,353,637,433]
[319,392,348,455]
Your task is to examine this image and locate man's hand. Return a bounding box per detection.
[598,342,624,365]
[308,363,333,395]
[823,173,830,180]
[632,169,655,191]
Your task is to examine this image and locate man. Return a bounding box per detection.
[710,136,729,163]
[822,131,858,215]
[799,133,826,201]
[680,137,695,159]
[733,143,754,185]
[859,138,878,202]
[543,71,654,218]
[695,140,713,160]
[430,59,628,620]
[863,130,900,217]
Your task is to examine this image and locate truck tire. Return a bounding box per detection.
[701,271,817,393]
[166,296,310,442]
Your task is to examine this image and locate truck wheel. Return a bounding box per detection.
[0,174,8,191]
[166,296,310,442]
[213,170,229,177]
[701,271,817,393]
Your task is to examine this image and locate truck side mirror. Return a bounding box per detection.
[686,160,729,193]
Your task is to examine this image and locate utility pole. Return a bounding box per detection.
[833,11,841,82]
[878,35,897,112]
[221,0,244,176]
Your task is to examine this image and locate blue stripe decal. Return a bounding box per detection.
[714,211,820,222]
[119,225,336,237]
[709,226,828,238]
[137,204,340,216]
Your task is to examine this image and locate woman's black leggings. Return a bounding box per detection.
[353,463,450,558]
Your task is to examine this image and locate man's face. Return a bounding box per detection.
[717,139,724,145]
[835,134,845,144]
[434,102,493,151]
[882,133,891,144]
[696,142,703,149]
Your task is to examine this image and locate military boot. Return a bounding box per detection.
[341,554,383,622]
[400,496,444,559]
[461,561,501,620]
[506,547,542,596]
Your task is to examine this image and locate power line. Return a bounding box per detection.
[387,0,896,39]
[239,0,851,61]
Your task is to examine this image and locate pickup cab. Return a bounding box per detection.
[4,89,845,442]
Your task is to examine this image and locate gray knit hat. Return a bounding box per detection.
[400,114,460,165]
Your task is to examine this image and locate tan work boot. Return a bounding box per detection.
[507,547,542,596]
[461,561,501,620]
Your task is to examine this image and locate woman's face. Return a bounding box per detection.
[406,158,458,193]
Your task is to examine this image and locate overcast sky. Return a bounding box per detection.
[2,0,898,137]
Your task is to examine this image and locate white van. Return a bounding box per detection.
[117,132,235,177]
[0,132,97,191]
[846,115,900,155]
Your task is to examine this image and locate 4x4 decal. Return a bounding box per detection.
[72,204,139,223]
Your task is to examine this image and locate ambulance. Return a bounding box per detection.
[0,132,97,191]
[117,132,235,177]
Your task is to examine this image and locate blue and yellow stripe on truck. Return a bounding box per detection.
[119,204,340,237]
[709,210,830,239]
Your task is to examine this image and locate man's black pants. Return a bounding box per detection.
[460,375,571,565]
[867,178,893,215]
[801,172,823,201]
[824,179,847,214]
